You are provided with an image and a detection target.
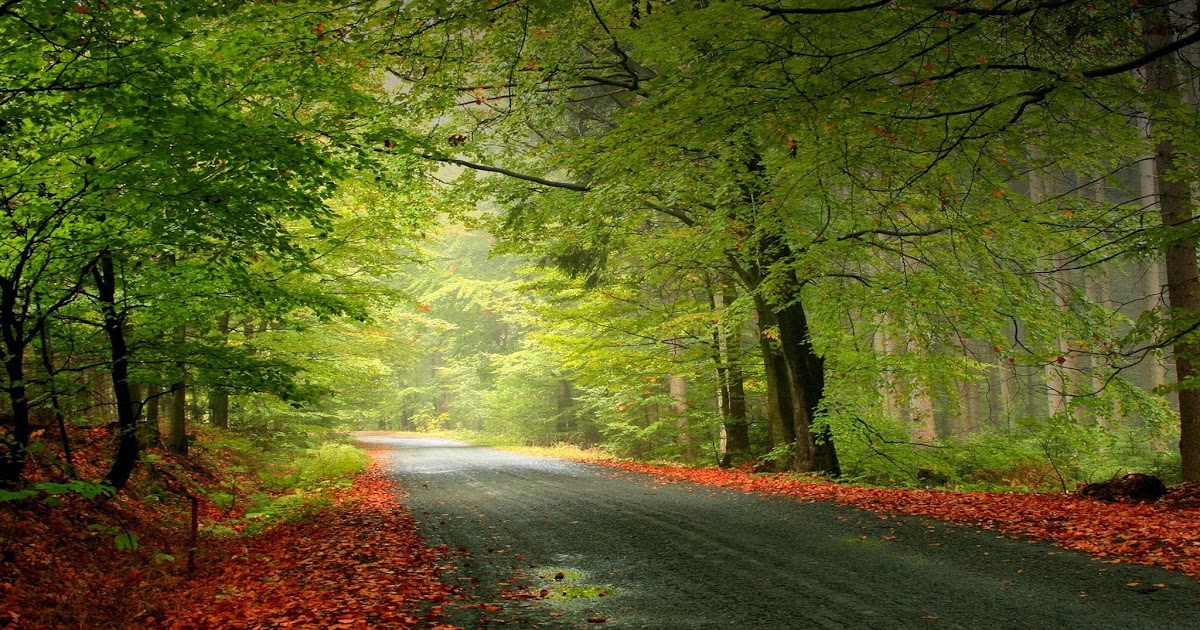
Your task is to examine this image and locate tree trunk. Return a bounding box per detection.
[209,387,229,430]
[144,383,163,447]
[774,298,840,475]
[721,353,750,467]
[95,252,139,490]
[667,338,694,463]
[714,291,749,467]
[754,302,796,462]
[168,384,188,455]
[556,379,576,435]
[1146,7,1200,482]
[0,349,29,487]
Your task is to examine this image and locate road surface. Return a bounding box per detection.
[360,434,1200,629]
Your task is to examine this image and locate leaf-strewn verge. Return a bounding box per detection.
[597,461,1200,578]
[161,462,456,629]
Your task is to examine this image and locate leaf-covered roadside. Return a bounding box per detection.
[599,461,1200,579]
[0,432,457,629]
[161,462,455,629]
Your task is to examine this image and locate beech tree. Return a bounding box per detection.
[385,0,1199,478]
[0,0,428,488]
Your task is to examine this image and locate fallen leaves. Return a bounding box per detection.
[596,461,1200,579]
[161,464,455,629]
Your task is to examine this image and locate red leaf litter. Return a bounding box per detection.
[161,463,457,629]
[596,461,1200,578]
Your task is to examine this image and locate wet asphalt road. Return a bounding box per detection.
[359,433,1200,629]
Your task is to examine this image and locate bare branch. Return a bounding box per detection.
[419,154,591,192]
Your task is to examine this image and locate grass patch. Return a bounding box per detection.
[528,567,616,601]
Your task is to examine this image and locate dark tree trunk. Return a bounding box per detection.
[144,383,163,447]
[722,351,750,465]
[209,387,229,430]
[38,324,74,477]
[774,298,840,475]
[168,384,188,455]
[1146,7,1200,481]
[0,274,30,486]
[95,252,139,490]
[753,300,796,463]
[0,365,29,487]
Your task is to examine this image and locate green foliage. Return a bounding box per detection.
[243,491,334,533]
[258,443,369,490]
[0,480,116,504]
[838,412,1178,492]
[86,524,139,552]
[192,429,368,531]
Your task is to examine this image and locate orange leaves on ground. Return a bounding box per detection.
[162,464,455,629]
[598,461,1200,578]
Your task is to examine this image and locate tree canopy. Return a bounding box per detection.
[2,0,1200,492]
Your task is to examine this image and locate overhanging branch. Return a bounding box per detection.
[420,154,591,192]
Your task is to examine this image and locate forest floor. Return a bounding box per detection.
[0,430,456,629]
[5,432,1200,628]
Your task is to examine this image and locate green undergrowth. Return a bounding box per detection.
[197,426,369,535]
[837,418,1178,493]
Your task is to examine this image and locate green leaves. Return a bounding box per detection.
[0,480,117,504]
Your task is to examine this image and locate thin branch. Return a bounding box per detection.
[751,0,892,15]
[418,154,591,192]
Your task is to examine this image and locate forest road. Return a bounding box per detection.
[359,434,1200,629]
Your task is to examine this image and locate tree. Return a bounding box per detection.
[1,0,428,488]
[388,0,1195,477]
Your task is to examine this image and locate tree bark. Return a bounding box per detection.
[667,338,694,463]
[209,387,229,430]
[94,252,139,490]
[714,291,749,467]
[1146,6,1200,482]
[168,383,188,455]
[754,302,796,468]
[144,383,163,447]
[774,298,840,475]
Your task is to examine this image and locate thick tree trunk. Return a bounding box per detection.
[668,338,694,463]
[95,252,139,490]
[774,298,840,475]
[1146,8,1200,482]
[0,359,29,487]
[754,303,796,461]
[0,277,30,486]
[209,387,229,430]
[721,354,750,467]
